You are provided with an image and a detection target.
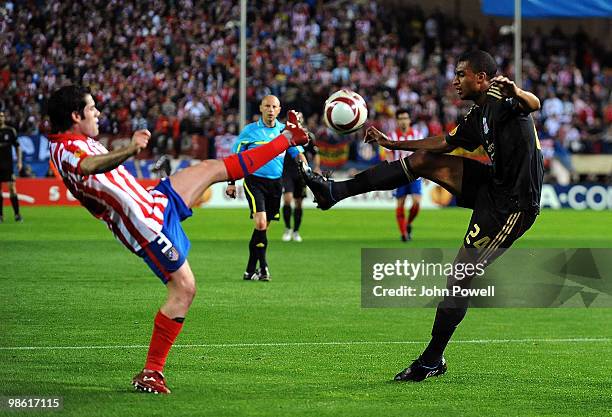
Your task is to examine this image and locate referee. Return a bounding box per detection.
[226,95,307,281]
[0,111,23,223]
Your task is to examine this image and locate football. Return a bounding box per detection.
[323,89,368,135]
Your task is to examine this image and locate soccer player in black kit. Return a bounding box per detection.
[281,126,319,243]
[0,111,23,223]
[301,50,544,381]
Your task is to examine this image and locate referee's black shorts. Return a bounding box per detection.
[0,166,15,182]
[243,175,282,221]
[457,158,538,264]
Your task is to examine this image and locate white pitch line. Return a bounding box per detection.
[0,338,610,351]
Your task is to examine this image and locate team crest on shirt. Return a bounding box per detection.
[165,247,180,262]
[482,117,489,135]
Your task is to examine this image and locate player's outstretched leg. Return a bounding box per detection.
[300,151,464,210]
[170,110,309,208]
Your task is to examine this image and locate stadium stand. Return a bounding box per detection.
[0,0,610,182]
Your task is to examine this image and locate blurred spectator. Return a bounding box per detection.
[0,0,609,181]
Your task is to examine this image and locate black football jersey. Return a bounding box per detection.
[0,126,19,165]
[445,85,544,212]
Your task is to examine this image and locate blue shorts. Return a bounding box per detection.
[393,178,422,198]
[137,178,193,284]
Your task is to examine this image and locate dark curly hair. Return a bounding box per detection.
[47,85,90,133]
[457,50,498,79]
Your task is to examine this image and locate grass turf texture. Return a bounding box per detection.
[1,207,611,416]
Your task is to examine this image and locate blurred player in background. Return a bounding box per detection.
[226,96,307,280]
[301,50,543,382]
[47,85,309,394]
[0,111,23,223]
[388,108,423,241]
[281,112,319,242]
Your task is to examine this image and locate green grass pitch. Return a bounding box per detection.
[1,207,611,416]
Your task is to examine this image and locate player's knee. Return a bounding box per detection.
[201,160,226,182]
[254,218,267,230]
[408,150,435,173]
[180,281,196,306]
[173,275,196,304]
[185,282,196,303]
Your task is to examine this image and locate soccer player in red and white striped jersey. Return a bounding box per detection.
[387,108,423,241]
[49,134,168,252]
[47,85,309,394]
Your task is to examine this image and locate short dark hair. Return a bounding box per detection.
[457,50,497,78]
[47,85,90,133]
[396,108,411,118]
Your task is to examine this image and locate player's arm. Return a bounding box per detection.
[491,76,540,113]
[79,129,150,175]
[364,127,455,153]
[12,128,22,172]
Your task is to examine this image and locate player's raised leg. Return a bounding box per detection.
[300,150,464,210]
[170,110,308,208]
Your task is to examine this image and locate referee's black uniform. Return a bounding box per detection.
[0,122,22,222]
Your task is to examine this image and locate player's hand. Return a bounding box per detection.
[364,126,393,148]
[131,129,151,154]
[226,184,237,199]
[491,76,520,98]
[17,161,23,173]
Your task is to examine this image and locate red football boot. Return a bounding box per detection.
[282,110,309,146]
[131,369,171,394]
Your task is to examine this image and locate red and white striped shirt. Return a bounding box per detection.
[48,133,167,253]
[388,127,424,161]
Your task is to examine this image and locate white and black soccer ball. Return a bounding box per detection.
[323,89,368,135]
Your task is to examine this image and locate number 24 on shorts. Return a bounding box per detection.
[465,224,491,248]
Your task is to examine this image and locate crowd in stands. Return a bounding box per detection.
[1,0,610,180]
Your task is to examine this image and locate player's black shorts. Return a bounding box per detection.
[281,166,306,199]
[243,175,282,221]
[0,167,15,182]
[457,158,538,263]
